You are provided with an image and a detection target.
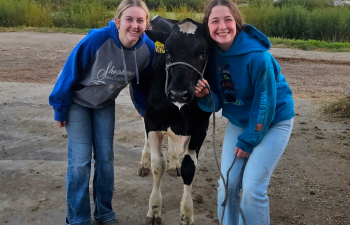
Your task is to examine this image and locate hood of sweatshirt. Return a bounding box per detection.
[221,24,271,56]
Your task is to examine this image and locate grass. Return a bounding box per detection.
[270,37,350,52]
[322,96,350,120]
[149,5,203,22]
[0,26,90,34]
[150,11,203,22]
[1,7,350,53]
[2,26,350,52]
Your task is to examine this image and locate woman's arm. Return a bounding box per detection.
[236,67,277,153]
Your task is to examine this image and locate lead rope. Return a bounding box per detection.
[165,59,246,225]
[206,87,246,225]
[235,158,248,225]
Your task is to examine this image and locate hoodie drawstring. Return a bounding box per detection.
[120,46,128,85]
[120,46,139,85]
[134,50,139,84]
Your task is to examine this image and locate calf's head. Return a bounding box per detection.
[164,19,208,106]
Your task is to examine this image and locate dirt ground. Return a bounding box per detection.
[0,32,349,225]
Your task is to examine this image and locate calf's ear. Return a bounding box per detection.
[145,30,169,45]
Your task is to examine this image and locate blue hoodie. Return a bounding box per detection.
[49,20,155,121]
[196,24,294,153]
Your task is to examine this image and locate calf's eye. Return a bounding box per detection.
[165,50,171,60]
[199,51,207,60]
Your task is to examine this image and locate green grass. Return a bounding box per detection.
[2,26,350,52]
[270,37,350,52]
[149,4,203,22]
[150,11,203,22]
[2,0,350,42]
[0,26,90,34]
[1,6,350,53]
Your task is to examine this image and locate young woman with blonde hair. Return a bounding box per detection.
[49,0,154,224]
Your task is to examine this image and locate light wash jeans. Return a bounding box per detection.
[65,102,116,225]
[218,118,294,225]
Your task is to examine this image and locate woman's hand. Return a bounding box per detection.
[194,79,210,98]
[56,121,67,128]
[234,147,250,158]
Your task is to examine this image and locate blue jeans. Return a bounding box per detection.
[65,102,116,225]
[218,118,294,225]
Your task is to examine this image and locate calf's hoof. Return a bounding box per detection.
[146,216,161,225]
[138,166,151,177]
[180,217,194,225]
[167,167,181,177]
[180,220,194,225]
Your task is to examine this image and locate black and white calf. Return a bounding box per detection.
[131,16,212,225]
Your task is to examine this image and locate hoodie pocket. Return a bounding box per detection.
[72,85,113,107]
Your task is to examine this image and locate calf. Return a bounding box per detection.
[132,16,211,225]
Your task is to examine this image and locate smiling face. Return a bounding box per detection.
[115,6,148,48]
[208,5,237,52]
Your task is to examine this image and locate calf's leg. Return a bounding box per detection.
[146,131,166,225]
[180,150,197,225]
[167,135,181,176]
[138,130,151,176]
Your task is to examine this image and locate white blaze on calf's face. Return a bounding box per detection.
[170,21,198,110]
[178,22,197,34]
[172,102,185,110]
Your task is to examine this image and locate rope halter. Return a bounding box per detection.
[164,59,208,95]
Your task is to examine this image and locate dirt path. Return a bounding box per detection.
[0,32,349,225]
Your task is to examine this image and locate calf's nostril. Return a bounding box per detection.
[169,90,189,102]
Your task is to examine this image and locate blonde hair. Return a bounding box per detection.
[115,0,150,20]
[203,0,244,35]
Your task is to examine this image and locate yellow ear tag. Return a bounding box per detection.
[155,41,165,53]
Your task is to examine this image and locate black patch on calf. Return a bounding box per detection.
[181,154,196,185]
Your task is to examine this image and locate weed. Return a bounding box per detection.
[322,96,350,120]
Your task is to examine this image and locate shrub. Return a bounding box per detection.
[169,4,199,21]
[102,0,123,10]
[1,0,349,43]
[242,3,350,42]
[248,0,274,8]
[53,0,112,28]
[273,0,330,10]
[23,0,53,27]
[150,3,202,22]
[150,1,167,18]
[306,6,350,42]
[0,0,25,27]
[145,0,205,11]
[0,0,52,27]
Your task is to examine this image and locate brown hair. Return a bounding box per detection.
[203,0,244,36]
[115,0,150,20]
